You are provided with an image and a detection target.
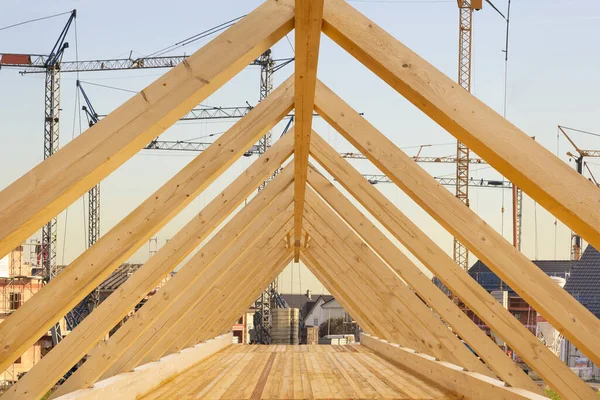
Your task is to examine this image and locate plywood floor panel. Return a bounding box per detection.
[139,344,457,399]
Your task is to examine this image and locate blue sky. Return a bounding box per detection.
[1,0,599,294]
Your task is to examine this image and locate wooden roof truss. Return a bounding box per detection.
[0,0,598,398]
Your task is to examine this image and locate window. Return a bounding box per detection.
[314,318,319,326]
[9,292,21,310]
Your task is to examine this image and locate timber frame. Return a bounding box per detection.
[0,0,598,398]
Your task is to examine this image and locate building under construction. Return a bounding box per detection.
[0,0,599,399]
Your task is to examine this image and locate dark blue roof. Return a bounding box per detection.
[432,246,600,319]
[467,258,574,294]
[564,246,600,319]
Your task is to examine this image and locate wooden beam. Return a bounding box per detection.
[361,334,547,400]
[0,0,294,258]
[133,220,293,364]
[293,0,324,261]
[309,106,596,398]
[300,249,385,337]
[303,238,408,344]
[304,211,450,357]
[322,0,600,255]
[0,74,294,374]
[5,131,295,400]
[51,192,294,398]
[179,242,294,352]
[54,333,232,400]
[305,163,540,393]
[303,198,492,377]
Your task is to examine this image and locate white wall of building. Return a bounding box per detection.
[304,297,346,327]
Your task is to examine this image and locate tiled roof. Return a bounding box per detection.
[467,258,575,294]
[99,263,143,291]
[564,246,600,319]
[280,294,312,310]
[280,294,334,322]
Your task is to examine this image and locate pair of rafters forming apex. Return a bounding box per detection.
[0,0,599,399]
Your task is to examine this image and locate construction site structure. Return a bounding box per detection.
[72,56,291,344]
[454,0,477,270]
[559,125,600,260]
[1,17,293,336]
[0,1,600,399]
[0,246,48,386]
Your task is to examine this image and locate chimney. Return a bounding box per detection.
[306,289,312,300]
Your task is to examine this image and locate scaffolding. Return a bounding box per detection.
[0,245,44,386]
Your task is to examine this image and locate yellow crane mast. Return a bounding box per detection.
[454,0,482,270]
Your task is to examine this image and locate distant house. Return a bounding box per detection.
[562,245,600,380]
[564,246,600,319]
[280,291,331,325]
[434,257,574,335]
[433,246,600,380]
[279,291,350,328]
[304,296,346,327]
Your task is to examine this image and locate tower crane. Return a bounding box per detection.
[453,0,482,271]
[558,125,600,260]
[1,15,293,334]
[0,9,77,344]
[364,174,511,189]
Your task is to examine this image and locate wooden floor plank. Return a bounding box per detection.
[140,345,459,399]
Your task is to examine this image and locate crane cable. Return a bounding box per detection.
[0,10,73,32]
[554,127,560,259]
[63,17,84,265]
[144,15,246,58]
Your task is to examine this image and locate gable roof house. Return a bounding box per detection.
[303,295,344,328]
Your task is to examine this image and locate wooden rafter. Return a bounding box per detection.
[306,140,546,393]
[303,198,492,377]
[321,0,600,254]
[302,238,410,343]
[312,85,597,398]
[190,244,294,349]
[134,219,294,366]
[305,167,540,391]
[362,335,546,400]
[0,75,294,375]
[0,0,294,259]
[321,0,600,371]
[300,251,384,337]
[5,130,295,400]
[52,189,294,398]
[293,0,324,261]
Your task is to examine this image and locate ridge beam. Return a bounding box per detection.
[293,0,324,261]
